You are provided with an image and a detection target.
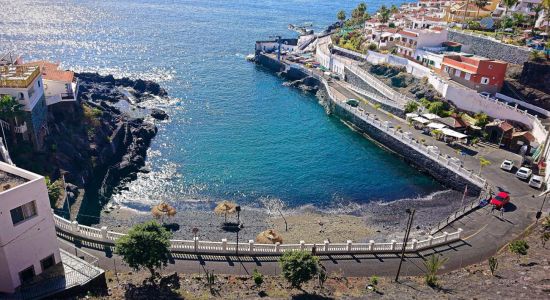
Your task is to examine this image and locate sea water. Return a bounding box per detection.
[0,0,445,216]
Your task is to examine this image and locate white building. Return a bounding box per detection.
[396,27,448,60]
[0,162,60,293]
[0,65,48,149]
[493,0,542,18]
[21,61,78,106]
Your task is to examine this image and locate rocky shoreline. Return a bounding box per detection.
[37,73,171,212]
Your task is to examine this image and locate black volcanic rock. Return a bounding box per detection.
[151,108,169,120]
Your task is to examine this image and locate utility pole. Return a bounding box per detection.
[395,208,415,282]
[535,189,549,221]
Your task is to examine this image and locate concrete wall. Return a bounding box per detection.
[322,86,481,195]
[255,54,285,72]
[0,162,61,293]
[448,30,531,65]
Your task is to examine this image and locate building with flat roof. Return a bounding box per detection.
[0,162,60,293]
[0,64,48,149]
[395,27,448,60]
[441,54,508,93]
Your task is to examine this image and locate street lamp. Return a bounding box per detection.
[534,189,550,221]
[192,227,199,240]
[235,206,241,256]
[395,208,416,282]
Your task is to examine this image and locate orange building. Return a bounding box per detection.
[441,54,508,93]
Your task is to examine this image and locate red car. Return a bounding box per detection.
[490,192,510,208]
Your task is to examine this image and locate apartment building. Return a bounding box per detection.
[0,65,48,149]
[441,54,508,93]
[0,162,60,293]
[396,27,448,59]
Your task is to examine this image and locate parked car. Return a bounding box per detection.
[490,191,510,209]
[516,167,532,180]
[529,175,544,189]
[500,159,514,171]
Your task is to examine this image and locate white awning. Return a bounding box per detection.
[422,113,440,120]
[406,113,419,119]
[441,128,468,139]
[412,116,430,124]
[427,122,446,129]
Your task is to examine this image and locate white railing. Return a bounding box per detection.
[495,93,550,117]
[319,78,487,188]
[13,122,27,134]
[345,64,415,107]
[53,214,463,255]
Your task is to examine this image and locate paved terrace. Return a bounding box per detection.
[54,55,546,279]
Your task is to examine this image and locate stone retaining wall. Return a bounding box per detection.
[321,84,482,196]
[448,31,530,65]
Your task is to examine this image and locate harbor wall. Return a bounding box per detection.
[321,84,482,196]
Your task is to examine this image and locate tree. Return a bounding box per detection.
[532,5,543,29]
[509,240,529,262]
[279,250,320,289]
[423,255,448,287]
[404,101,419,113]
[379,5,391,25]
[115,221,172,281]
[357,2,367,15]
[0,95,25,145]
[488,257,498,276]
[45,176,63,207]
[479,157,491,174]
[512,12,526,27]
[337,10,346,21]
[427,101,446,115]
[474,0,489,18]
[474,112,489,127]
[390,5,399,15]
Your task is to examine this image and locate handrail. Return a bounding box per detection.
[53,214,463,255]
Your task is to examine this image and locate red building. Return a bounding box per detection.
[440,54,508,94]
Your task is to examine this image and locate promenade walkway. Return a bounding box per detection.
[55,54,547,280]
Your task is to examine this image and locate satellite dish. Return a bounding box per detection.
[480,17,494,30]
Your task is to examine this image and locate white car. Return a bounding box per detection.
[529,175,544,189]
[500,160,514,172]
[516,167,532,180]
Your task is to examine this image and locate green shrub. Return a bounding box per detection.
[509,240,529,260]
[368,43,378,51]
[45,177,63,207]
[252,269,264,287]
[423,255,448,287]
[541,232,550,248]
[279,250,320,289]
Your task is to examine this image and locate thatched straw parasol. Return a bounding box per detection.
[256,229,283,244]
[214,201,238,222]
[151,202,177,223]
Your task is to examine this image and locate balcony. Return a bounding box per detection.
[395,41,417,49]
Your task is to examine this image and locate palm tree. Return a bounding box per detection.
[357,2,367,15]
[532,5,543,30]
[379,5,391,24]
[462,0,472,22]
[0,95,25,145]
[502,0,519,18]
[512,12,526,28]
[474,0,489,18]
[337,10,346,22]
[390,4,399,15]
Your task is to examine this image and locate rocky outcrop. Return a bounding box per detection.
[519,61,550,94]
[151,108,169,120]
[34,73,170,204]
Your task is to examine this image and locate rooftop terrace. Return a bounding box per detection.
[0,65,40,88]
[0,170,28,192]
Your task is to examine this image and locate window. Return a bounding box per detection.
[19,266,35,283]
[37,80,41,87]
[40,255,56,271]
[488,64,493,69]
[444,66,449,72]
[481,77,490,84]
[464,73,471,80]
[455,69,461,77]
[10,201,37,225]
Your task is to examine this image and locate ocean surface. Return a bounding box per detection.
[1,0,446,216]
